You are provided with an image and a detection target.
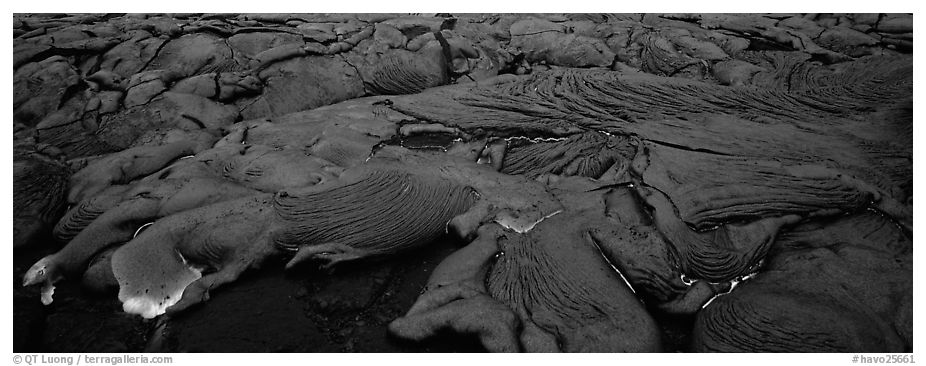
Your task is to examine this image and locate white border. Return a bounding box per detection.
[4,5,922,364]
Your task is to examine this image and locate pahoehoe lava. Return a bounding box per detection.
[13,12,912,353]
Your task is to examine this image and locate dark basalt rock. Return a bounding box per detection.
[238,56,365,119]
[485,213,663,352]
[500,132,634,179]
[272,168,480,258]
[693,212,911,352]
[350,48,449,95]
[14,148,70,249]
[14,56,81,127]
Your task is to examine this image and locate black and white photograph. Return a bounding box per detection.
[9,8,917,358]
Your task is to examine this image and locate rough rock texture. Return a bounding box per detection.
[14,147,70,249]
[14,13,912,353]
[485,214,663,352]
[692,212,912,352]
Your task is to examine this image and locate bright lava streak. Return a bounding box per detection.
[494,210,563,233]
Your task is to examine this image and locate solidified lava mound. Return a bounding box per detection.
[13,13,912,353]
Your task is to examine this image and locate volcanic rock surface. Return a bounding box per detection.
[13,12,912,353]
